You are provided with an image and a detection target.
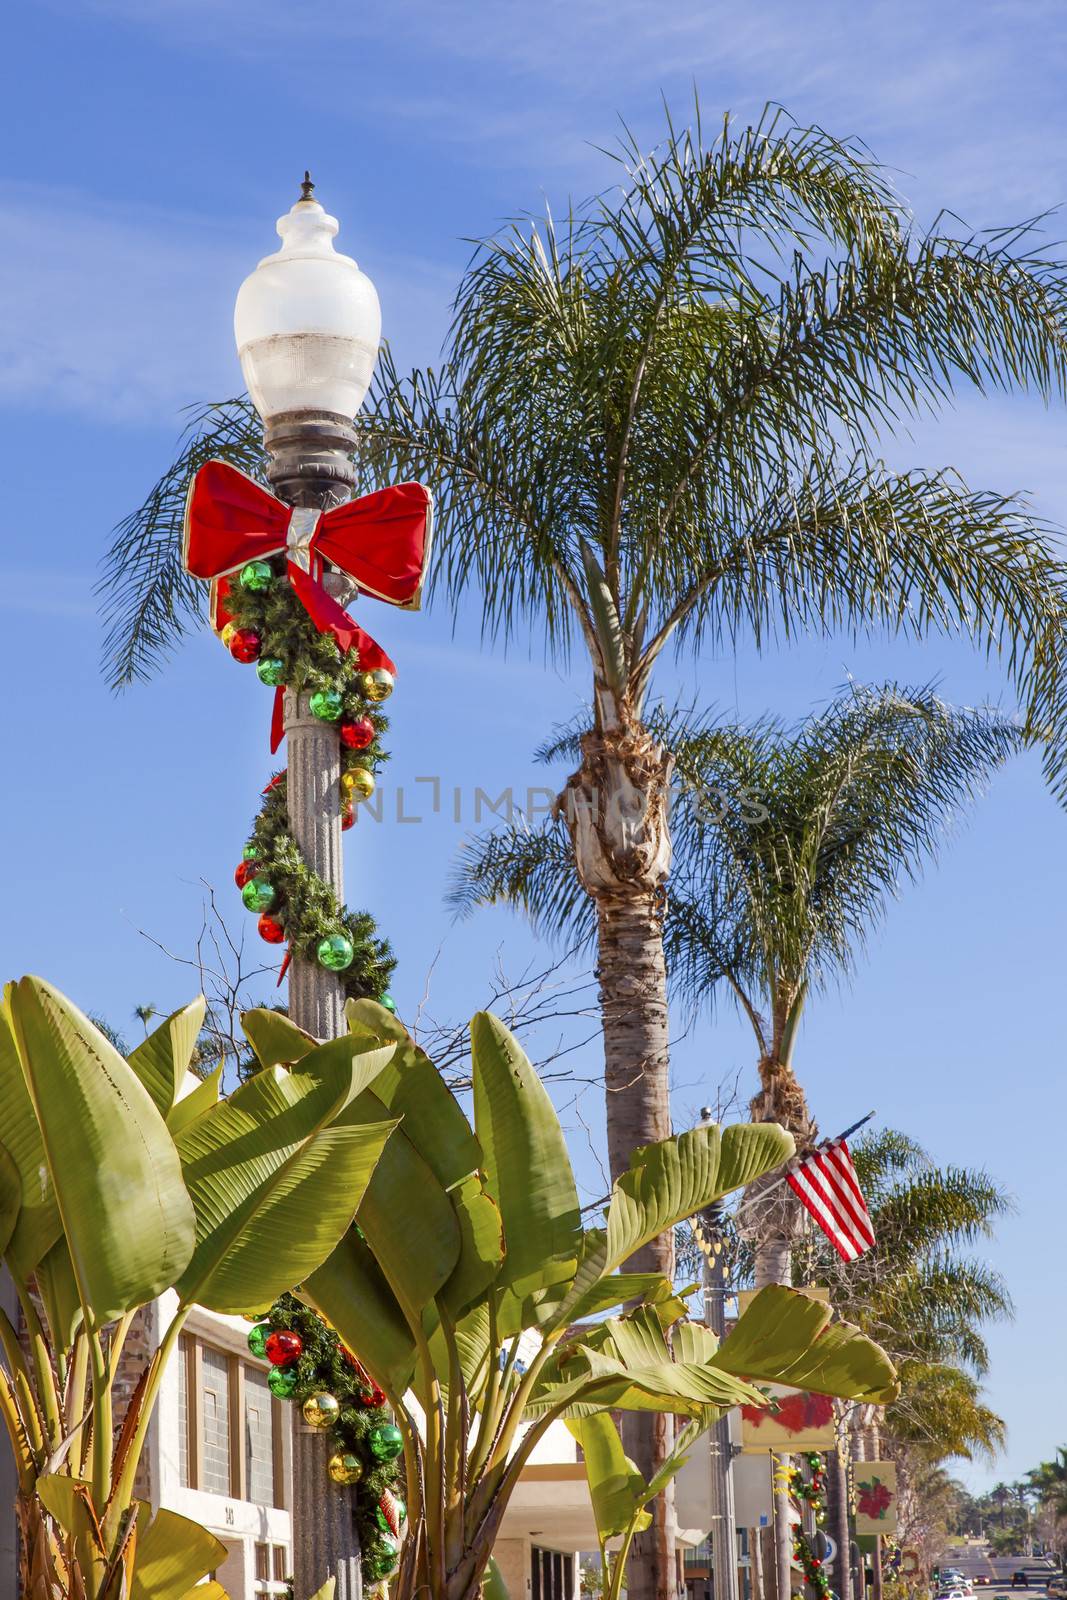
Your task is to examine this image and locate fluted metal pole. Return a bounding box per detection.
[701,1201,740,1600]
[265,407,360,1600]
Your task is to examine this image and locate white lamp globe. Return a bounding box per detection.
[234,176,381,424]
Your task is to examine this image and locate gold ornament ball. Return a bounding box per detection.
[360,668,395,703]
[341,766,376,800]
[221,622,237,648]
[302,1392,341,1431]
[327,1450,364,1485]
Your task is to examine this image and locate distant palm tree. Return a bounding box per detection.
[133,1003,158,1037]
[101,105,1067,1599]
[453,683,1021,1286]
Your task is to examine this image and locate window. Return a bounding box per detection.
[532,1547,574,1600]
[254,1542,290,1595]
[245,1368,275,1506]
[176,1336,191,1488]
[201,1347,232,1496]
[175,1335,284,1508]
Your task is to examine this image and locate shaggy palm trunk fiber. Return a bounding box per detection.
[559,715,677,1600]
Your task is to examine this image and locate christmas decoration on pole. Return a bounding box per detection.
[249,1294,405,1582]
[790,1453,832,1599]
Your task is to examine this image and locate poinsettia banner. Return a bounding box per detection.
[740,1383,837,1452]
[855,1461,898,1535]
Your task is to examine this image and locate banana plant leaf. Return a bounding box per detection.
[550,1123,794,1330]
[167,1062,223,1138]
[241,1007,317,1069]
[301,1228,417,1395]
[471,1011,581,1299]
[566,1413,652,1539]
[129,1504,227,1600]
[345,1000,483,1192]
[127,999,207,1119]
[709,1284,899,1403]
[174,1044,398,1313]
[6,978,195,1320]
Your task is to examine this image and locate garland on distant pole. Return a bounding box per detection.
[222,553,396,996]
[791,1453,831,1599]
[246,1296,405,1585]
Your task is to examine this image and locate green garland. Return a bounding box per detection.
[248,1295,405,1585]
[223,556,406,1581]
[245,778,394,1002]
[791,1453,832,1599]
[222,555,396,998]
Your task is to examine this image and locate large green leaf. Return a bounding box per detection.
[567,1413,651,1540]
[127,999,207,1119]
[35,1236,84,1349]
[130,1503,227,1600]
[0,1001,60,1278]
[175,1045,397,1313]
[167,1062,223,1138]
[241,1008,317,1069]
[525,1343,763,1420]
[346,1000,483,1190]
[340,1088,461,1319]
[0,1142,21,1258]
[551,1123,793,1331]
[438,1172,504,1321]
[471,1012,580,1298]
[6,978,195,1321]
[301,1230,417,1395]
[711,1284,899,1402]
[605,1124,794,1275]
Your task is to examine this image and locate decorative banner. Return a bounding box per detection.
[740,1383,837,1452]
[737,1288,838,1452]
[855,1461,898,1534]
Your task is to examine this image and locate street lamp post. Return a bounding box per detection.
[698,1111,741,1600]
[234,172,383,1599]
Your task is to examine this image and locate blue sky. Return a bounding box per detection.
[4,0,1066,1490]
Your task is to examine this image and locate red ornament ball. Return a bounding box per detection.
[265,1330,303,1367]
[235,860,257,889]
[341,806,355,832]
[229,628,262,664]
[258,914,286,944]
[340,717,375,750]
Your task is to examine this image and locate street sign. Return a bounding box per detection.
[814,1533,838,1569]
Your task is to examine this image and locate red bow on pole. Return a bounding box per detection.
[183,459,433,676]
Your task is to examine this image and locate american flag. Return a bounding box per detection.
[785,1137,875,1262]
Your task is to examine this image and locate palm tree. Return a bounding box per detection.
[101,106,1067,1597]
[453,682,1018,1598]
[454,684,1020,1268]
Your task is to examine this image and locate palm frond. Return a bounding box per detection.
[446,818,596,949]
[98,398,262,689]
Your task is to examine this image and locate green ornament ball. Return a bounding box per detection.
[242,877,277,913]
[379,993,397,1014]
[365,1534,401,1580]
[268,1365,298,1399]
[309,688,344,721]
[256,656,286,687]
[367,1423,404,1463]
[247,1324,270,1359]
[317,933,354,972]
[239,559,274,593]
[242,844,260,862]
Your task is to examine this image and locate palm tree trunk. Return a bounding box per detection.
[746,1051,813,1600]
[560,712,676,1600]
[597,889,676,1600]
